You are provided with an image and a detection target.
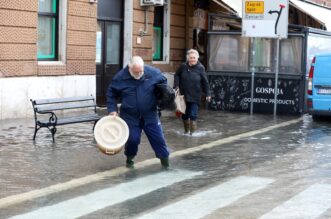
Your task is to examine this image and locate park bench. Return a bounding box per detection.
[30,95,102,142]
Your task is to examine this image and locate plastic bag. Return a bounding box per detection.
[174,89,186,114]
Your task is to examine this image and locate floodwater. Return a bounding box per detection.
[0,110,296,198]
[1,110,331,218]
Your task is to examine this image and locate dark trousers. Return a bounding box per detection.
[182,102,199,121]
[125,119,169,158]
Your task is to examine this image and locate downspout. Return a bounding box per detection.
[139,7,149,36]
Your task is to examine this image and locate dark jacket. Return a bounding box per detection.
[106,65,167,126]
[174,61,211,104]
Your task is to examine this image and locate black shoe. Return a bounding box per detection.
[126,156,135,168]
[160,158,169,169]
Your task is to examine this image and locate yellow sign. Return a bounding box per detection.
[245,1,264,14]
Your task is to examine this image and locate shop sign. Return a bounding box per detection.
[209,75,301,114]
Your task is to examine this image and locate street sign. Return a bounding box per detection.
[245,1,264,14]
[242,0,289,38]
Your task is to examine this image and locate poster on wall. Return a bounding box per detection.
[209,75,301,114]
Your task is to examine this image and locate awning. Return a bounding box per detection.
[218,0,242,17]
[290,0,331,30]
[212,0,242,17]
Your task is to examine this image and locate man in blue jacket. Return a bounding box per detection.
[106,56,170,169]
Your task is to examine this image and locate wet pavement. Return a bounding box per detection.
[1,109,331,218]
[0,109,295,198]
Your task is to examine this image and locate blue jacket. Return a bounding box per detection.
[106,65,167,126]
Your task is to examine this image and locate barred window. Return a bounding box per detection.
[38,0,58,60]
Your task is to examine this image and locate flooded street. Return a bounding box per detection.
[1,110,331,218]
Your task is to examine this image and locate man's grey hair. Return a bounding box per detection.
[129,56,144,68]
[186,49,199,61]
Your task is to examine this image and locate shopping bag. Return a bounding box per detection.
[175,89,186,114]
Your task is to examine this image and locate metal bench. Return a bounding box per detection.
[30,95,102,142]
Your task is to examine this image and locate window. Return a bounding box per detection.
[252,38,275,72]
[279,37,303,74]
[38,0,58,60]
[153,2,170,62]
[208,35,250,72]
[153,25,162,60]
[106,23,121,64]
[307,34,331,74]
[96,22,102,63]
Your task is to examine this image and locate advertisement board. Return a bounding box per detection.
[209,75,301,114]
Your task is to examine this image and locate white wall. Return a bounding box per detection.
[0,75,96,119]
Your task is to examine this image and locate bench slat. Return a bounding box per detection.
[38,114,101,125]
[33,96,94,105]
[36,102,96,112]
[57,114,101,125]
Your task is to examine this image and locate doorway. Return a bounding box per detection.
[96,0,123,105]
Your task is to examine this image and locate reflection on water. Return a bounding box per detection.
[0,118,108,198]
[1,112,331,200]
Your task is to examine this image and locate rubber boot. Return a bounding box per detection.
[183,120,190,134]
[126,155,135,168]
[190,120,197,135]
[160,157,170,169]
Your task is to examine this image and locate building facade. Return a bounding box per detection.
[0,0,201,119]
[0,0,97,119]
[311,0,331,7]
[1,0,330,119]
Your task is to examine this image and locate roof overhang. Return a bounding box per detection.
[290,0,331,30]
[212,0,242,17]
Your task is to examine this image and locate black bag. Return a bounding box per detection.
[155,83,176,110]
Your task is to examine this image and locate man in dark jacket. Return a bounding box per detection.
[174,49,211,135]
[106,56,170,168]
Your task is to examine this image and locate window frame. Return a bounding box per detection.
[37,0,59,61]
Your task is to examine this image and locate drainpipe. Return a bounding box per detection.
[139,7,149,36]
